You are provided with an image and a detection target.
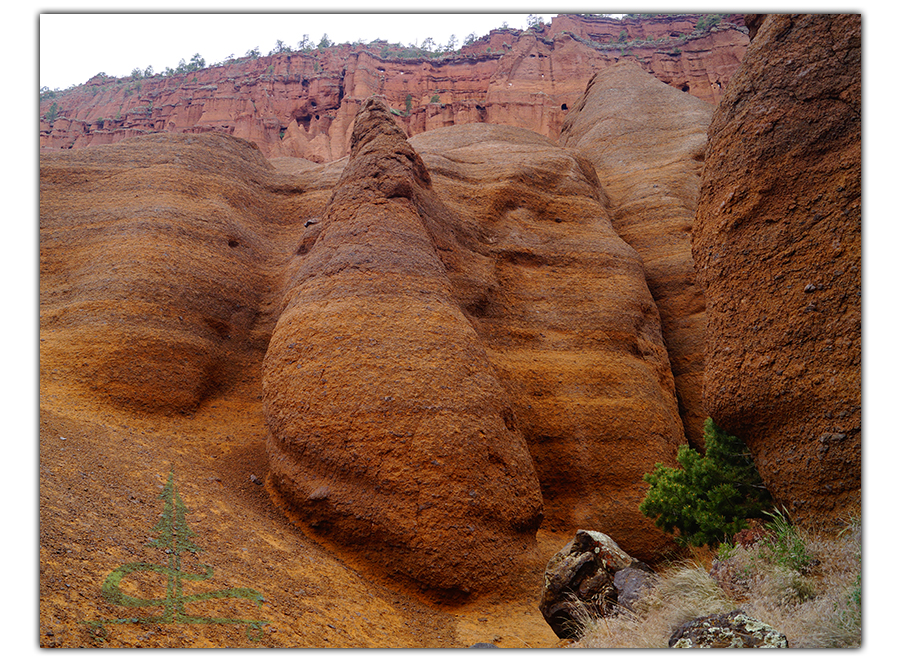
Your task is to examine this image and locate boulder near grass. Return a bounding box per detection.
[538,530,655,639]
[569,509,861,648]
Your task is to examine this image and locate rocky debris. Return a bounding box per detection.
[708,558,752,601]
[539,530,655,639]
[693,14,861,524]
[668,610,788,648]
[560,61,712,448]
[613,566,658,613]
[732,521,772,548]
[39,15,748,160]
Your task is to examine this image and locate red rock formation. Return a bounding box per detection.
[693,14,861,524]
[263,100,686,593]
[39,133,305,413]
[262,100,544,597]
[560,61,712,448]
[39,14,748,160]
[41,97,692,599]
[409,123,684,560]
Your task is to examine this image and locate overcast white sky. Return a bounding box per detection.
[36,1,874,92]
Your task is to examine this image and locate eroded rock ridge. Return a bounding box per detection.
[39,13,862,606]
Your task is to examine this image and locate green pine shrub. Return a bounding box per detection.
[639,418,773,547]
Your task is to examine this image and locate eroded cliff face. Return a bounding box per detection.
[38,133,301,413]
[40,97,688,602]
[261,101,547,598]
[693,14,861,524]
[560,62,711,449]
[39,15,862,641]
[39,14,748,161]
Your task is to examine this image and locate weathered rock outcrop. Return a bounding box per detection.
[262,99,545,597]
[263,100,686,594]
[539,530,654,638]
[560,62,711,447]
[409,124,685,557]
[39,14,749,160]
[669,610,788,648]
[41,94,690,597]
[39,132,307,413]
[693,14,861,523]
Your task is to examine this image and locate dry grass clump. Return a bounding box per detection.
[571,512,861,648]
[571,563,737,647]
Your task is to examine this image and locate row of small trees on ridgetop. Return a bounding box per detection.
[108,16,553,84]
[41,14,729,104]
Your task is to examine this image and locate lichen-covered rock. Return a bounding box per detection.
[539,530,654,638]
[693,14,861,524]
[668,610,788,648]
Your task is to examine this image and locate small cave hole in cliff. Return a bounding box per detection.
[681,84,690,92]
[561,103,568,111]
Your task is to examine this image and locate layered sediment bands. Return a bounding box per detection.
[560,62,711,448]
[262,100,544,596]
[693,14,861,522]
[39,133,313,413]
[39,15,748,160]
[409,123,684,561]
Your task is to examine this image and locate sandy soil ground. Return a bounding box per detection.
[38,360,572,650]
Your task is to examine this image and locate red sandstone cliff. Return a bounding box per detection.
[38,15,862,644]
[39,14,748,161]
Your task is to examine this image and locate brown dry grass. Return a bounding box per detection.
[570,514,862,649]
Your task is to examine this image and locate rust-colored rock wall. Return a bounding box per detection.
[409,122,684,559]
[41,98,688,597]
[559,62,712,448]
[693,14,861,523]
[262,100,544,597]
[39,133,308,413]
[39,14,748,161]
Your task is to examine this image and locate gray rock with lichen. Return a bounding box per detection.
[668,610,788,648]
[613,566,657,612]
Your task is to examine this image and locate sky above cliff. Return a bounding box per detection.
[39,11,592,90]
